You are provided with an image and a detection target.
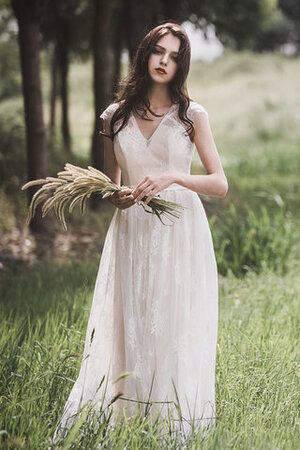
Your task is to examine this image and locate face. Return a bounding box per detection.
[148,33,180,84]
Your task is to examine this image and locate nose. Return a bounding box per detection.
[161,53,169,65]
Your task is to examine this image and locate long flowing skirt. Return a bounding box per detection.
[53,187,218,443]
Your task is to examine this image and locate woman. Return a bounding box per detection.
[53,21,227,442]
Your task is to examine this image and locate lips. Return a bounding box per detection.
[155,68,167,75]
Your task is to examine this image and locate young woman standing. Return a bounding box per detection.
[53,21,227,442]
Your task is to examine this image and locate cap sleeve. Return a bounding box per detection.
[99,102,119,122]
[187,101,208,120]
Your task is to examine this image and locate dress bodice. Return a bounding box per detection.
[100,100,208,188]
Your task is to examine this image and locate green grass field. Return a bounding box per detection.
[0,50,299,448]
[1,258,299,448]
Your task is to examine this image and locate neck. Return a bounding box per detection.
[147,82,172,108]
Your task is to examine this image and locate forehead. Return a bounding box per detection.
[155,33,180,53]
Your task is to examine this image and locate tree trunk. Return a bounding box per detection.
[58,41,72,157]
[11,0,53,235]
[111,16,123,97]
[91,0,114,172]
[296,22,300,55]
[162,0,183,23]
[49,42,59,134]
[124,0,151,62]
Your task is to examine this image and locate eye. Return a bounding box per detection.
[152,48,162,54]
[172,56,178,62]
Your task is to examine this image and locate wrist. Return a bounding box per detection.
[171,170,184,185]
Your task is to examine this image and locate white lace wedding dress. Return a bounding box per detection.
[53,101,218,443]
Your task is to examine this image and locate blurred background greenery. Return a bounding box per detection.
[0,1,299,448]
[1,0,299,275]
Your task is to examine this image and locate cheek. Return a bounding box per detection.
[148,54,157,68]
[169,63,178,77]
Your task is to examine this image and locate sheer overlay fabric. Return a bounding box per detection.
[53,101,218,443]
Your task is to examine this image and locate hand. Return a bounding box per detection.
[132,172,175,205]
[108,188,136,209]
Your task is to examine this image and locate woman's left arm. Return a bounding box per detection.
[132,111,228,204]
[173,111,228,197]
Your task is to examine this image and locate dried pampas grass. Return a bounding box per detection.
[22,163,184,230]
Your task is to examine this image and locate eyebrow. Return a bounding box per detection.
[155,44,179,55]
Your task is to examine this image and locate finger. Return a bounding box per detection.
[136,185,154,203]
[132,179,146,196]
[114,193,134,204]
[119,195,135,205]
[112,196,128,206]
[144,189,159,205]
[119,198,136,209]
[119,194,134,203]
[119,189,133,197]
[132,181,149,198]
[133,182,151,201]
[118,195,136,206]
[119,194,136,205]
[124,200,136,208]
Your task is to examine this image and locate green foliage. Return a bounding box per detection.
[0,105,26,188]
[199,0,281,50]
[279,0,300,53]
[41,0,92,59]
[211,205,293,277]
[0,258,299,448]
[0,5,21,99]
[0,39,21,100]
[0,189,16,231]
[252,8,292,51]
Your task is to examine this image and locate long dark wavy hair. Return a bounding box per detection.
[101,21,195,142]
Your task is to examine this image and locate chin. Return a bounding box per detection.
[151,73,170,84]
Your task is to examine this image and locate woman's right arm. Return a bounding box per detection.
[103,118,121,185]
[102,118,136,209]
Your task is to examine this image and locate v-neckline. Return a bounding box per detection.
[131,104,176,143]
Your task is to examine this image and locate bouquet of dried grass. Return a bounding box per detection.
[21,163,184,230]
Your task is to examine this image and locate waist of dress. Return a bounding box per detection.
[128,183,190,192]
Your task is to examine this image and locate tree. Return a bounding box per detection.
[279,0,300,53]
[11,0,53,234]
[111,0,125,96]
[252,8,292,52]
[91,0,114,172]
[123,0,172,62]
[0,1,21,99]
[187,0,280,51]
[41,0,91,156]
[49,42,59,134]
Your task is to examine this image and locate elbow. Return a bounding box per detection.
[217,176,228,197]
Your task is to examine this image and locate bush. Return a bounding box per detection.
[0,105,26,189]
[0,39,21,100]
[211,204,293,277]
